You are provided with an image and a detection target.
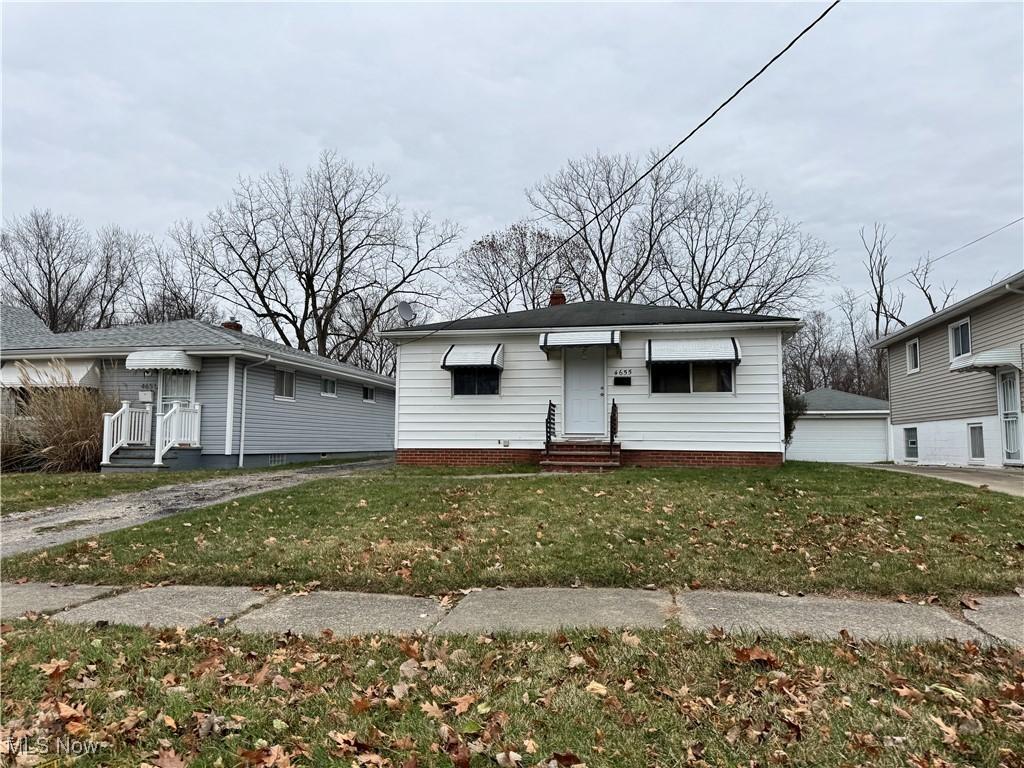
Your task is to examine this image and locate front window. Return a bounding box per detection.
[651,362,733,394]
[452,367,500,396]
[321,378,337,397]
[904,427,918,460]
[949,318,971,359]
[905,339,920,373]
[274,369,295,399]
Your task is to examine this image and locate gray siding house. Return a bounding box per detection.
[873,270,1023,468]
[0,306,394,471]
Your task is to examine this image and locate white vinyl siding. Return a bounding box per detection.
[394,329,784,453]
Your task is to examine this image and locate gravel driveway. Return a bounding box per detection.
[0,459,391,556]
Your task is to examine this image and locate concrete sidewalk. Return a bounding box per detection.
[2,582,1020,646]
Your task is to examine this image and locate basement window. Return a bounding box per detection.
[904,428,918,461]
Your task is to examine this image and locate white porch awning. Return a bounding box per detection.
[441,343,504,370]
[646,338,741,365]
[125,350,201,371]
[539,330,621,355]
[0,359,100,388]
[949,348,1023,372]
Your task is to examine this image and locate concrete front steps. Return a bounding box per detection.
[541,440,621,472]
[101,446,202,473]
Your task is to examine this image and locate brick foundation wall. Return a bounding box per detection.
[396,448,543,466]
[619,450,784,468]
[396,447,783,468]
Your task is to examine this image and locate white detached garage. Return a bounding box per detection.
[787,388,891,463]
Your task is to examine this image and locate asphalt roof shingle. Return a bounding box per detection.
[0,305,56,349]
[802,388,889,412]
[0,311,392,386]
[399,301,799,333]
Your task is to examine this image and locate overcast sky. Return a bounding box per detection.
[3,1,1022,320]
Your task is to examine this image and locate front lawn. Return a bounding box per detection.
[0,456,374,517]
[3,463,1021,601]
[2,621,1020,767]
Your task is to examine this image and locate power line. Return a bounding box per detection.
[821,215,1024,316]
[404,0,843,342]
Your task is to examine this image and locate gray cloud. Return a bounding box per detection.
[3,1,1021,320]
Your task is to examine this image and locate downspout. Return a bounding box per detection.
[237,355,271,468]
[1005,283,1024,295]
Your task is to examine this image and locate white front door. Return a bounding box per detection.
[564,347,605,434]
[998,368,1022,465]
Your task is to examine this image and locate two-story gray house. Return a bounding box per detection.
[873,270,1023,468]
[0,306,395,471]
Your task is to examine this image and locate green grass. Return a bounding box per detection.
[0,456,375,517]
[1,620,1020,767]
[4,463,1021,601]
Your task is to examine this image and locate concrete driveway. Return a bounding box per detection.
[857,464,1024,497]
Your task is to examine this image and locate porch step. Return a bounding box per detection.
[540,459,621,472]
[101,446,200,474]
[541,441,622,472]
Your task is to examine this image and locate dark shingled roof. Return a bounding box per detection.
[402,301,798,332]
[802,388,889,412]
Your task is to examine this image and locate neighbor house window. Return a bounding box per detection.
[650,362,733,394]
[362,386,376,402]
[904,427,918,460]
[274,369,295,400]
[905,339,920,373]
[949,318,971,359]
[452,367,500,396]
[321,378,337,397]
[968,424,984,462]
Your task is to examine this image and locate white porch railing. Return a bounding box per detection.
[101,402,153,465]
[153,403,202,465]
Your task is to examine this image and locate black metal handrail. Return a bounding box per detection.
[609,398,618,455]
[545,400,556,451]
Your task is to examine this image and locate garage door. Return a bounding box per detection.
[787,416,889,463]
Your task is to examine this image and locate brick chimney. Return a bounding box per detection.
[222,317,242,332]
[548,283,567,306]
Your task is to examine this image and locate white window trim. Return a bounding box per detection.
[967,423,985,464]
[948,317,971,361]
[274,368,296,401]
[648,361,736,396]
[362,385,377,403]
[320,377,337,398]
[905,338,920,374]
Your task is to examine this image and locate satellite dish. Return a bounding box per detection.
[397,301,417,324]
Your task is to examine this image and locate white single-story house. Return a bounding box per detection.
[382,286,801,470]
[786,388,891,463]
[0,305,395,472]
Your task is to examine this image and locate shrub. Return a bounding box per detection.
[783,387,807,447]
[7,362,119,473]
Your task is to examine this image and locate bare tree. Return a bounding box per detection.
[527,151,688,302]
[909,254,956,313]
[93,225,146,328]
[200,151,460,358]
[128,221,220,324]
[457,222,578,313]
[650,176,833,313]
[860,222,905,337]
[0,209,99,332]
